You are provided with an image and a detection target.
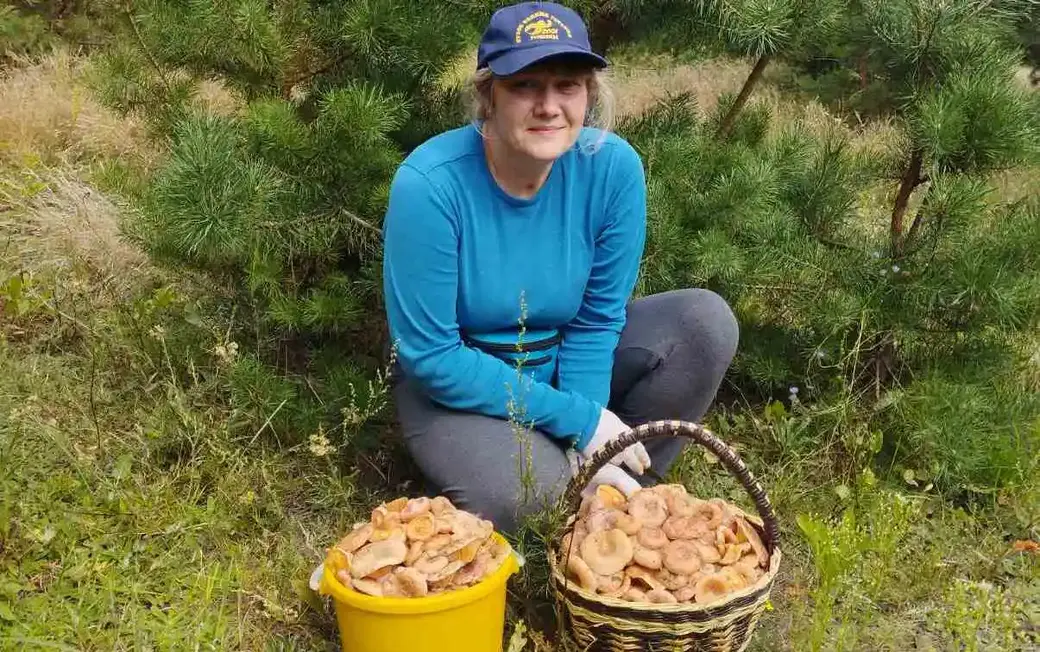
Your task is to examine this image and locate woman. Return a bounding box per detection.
[381,1,738,534]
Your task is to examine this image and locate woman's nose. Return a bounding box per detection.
[533,88,562,116]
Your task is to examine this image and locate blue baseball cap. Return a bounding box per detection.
[476,2,608,76]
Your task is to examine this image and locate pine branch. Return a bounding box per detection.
[123,0,172,96]
[340,208,382,237]
[890,147,925,257]
[717,53,771,139]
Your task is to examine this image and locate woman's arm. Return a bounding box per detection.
[382,163,603,442]
[554,140,647,448]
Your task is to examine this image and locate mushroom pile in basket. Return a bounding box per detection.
[559,483,771,605]
[324,496,511,598]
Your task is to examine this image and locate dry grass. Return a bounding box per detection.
[1,49,154,291]
[611,54,751,118]
[0,49,157,168]
[611,54,905,155]
[2,171,150,282]
[194,76,246,118]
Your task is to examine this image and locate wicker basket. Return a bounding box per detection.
[549,419,782,652]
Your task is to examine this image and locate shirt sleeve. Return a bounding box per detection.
[554,141,648,449]
[382,163,602,442]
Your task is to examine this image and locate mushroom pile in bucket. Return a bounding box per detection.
[325,496,511,597]
[559,483,770,604]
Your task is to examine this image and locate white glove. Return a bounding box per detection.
[580,408,651,476]
[581,462,642,499]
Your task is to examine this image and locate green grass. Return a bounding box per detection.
[2,52,1039,652]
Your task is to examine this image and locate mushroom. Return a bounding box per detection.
[384,497,409,512]
[413,554,450,576]
[423,533,452,553]
[485,538,510,574]
[351,578,384,596]
[427,559,466,583]
[404,538,426,562]
[662,515,709,541]
[710,498,735,526]
[719,542,751,566]
[716,525,739,547]
[636,526,669,550]
[371,525,406,543]
[428,576,455,594]
[666,492,697,518]
[325,546,352,575]
[655,568,691,591]
[646,589,678,604]
[615,513,642,536]
[692,500,723,529]
[694,541,721,564]
[628,491,669,528]
[595,484,627,511]
[719,567,748,593]
[390,566,428,597]
[430,496,456,515]
[733,556,764,584]
[566,554,599,592]
[580,528,634,575]
[734,517,769,567]
[584,508,622,533]
[371,505,399,529]
[434,515,455,534]
[335,568,351,586]
[673,585,698,602]
[597,572,629,597]
[578,494,608,519]
[651,483,687,502]
[624,565,666,592]
[405,513,437,541]
[693,573,730,605]
[452,553,490,586]
[336,523,373,554]
[623,587,648,602]
[399,497,432,522]
[663,540,703,575]
[633,545,663,570]
[447,512,491,545]
[559,528,587,561]
[366,565,393,581]
[350,539,408,579]
[451,538,484,564]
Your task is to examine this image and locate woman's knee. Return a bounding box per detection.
[456,480,566,535]
[677,288,739,363]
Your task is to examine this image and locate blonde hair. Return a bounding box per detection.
[465,64,617,153]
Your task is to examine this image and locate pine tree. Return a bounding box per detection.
[617,0,1040,492]
[88,0,499,341]
[81,0,501,442]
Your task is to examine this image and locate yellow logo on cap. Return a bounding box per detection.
[515,11,573,43]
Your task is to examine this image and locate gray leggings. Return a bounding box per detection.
[390,288,739,534]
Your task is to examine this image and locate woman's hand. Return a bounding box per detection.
[581,462,642,499]
[580,408,651,476]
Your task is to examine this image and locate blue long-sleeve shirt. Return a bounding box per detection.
[381,124,646,449]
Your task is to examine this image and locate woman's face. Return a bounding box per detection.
[487,65,590,162]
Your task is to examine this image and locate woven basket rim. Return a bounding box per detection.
[550,543,782,614]
[549,504,783,615]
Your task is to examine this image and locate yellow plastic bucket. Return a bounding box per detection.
[317,532,522,652]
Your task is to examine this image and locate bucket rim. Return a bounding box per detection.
[319,531,521,615]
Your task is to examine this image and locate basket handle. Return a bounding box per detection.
[563,419,780,552]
